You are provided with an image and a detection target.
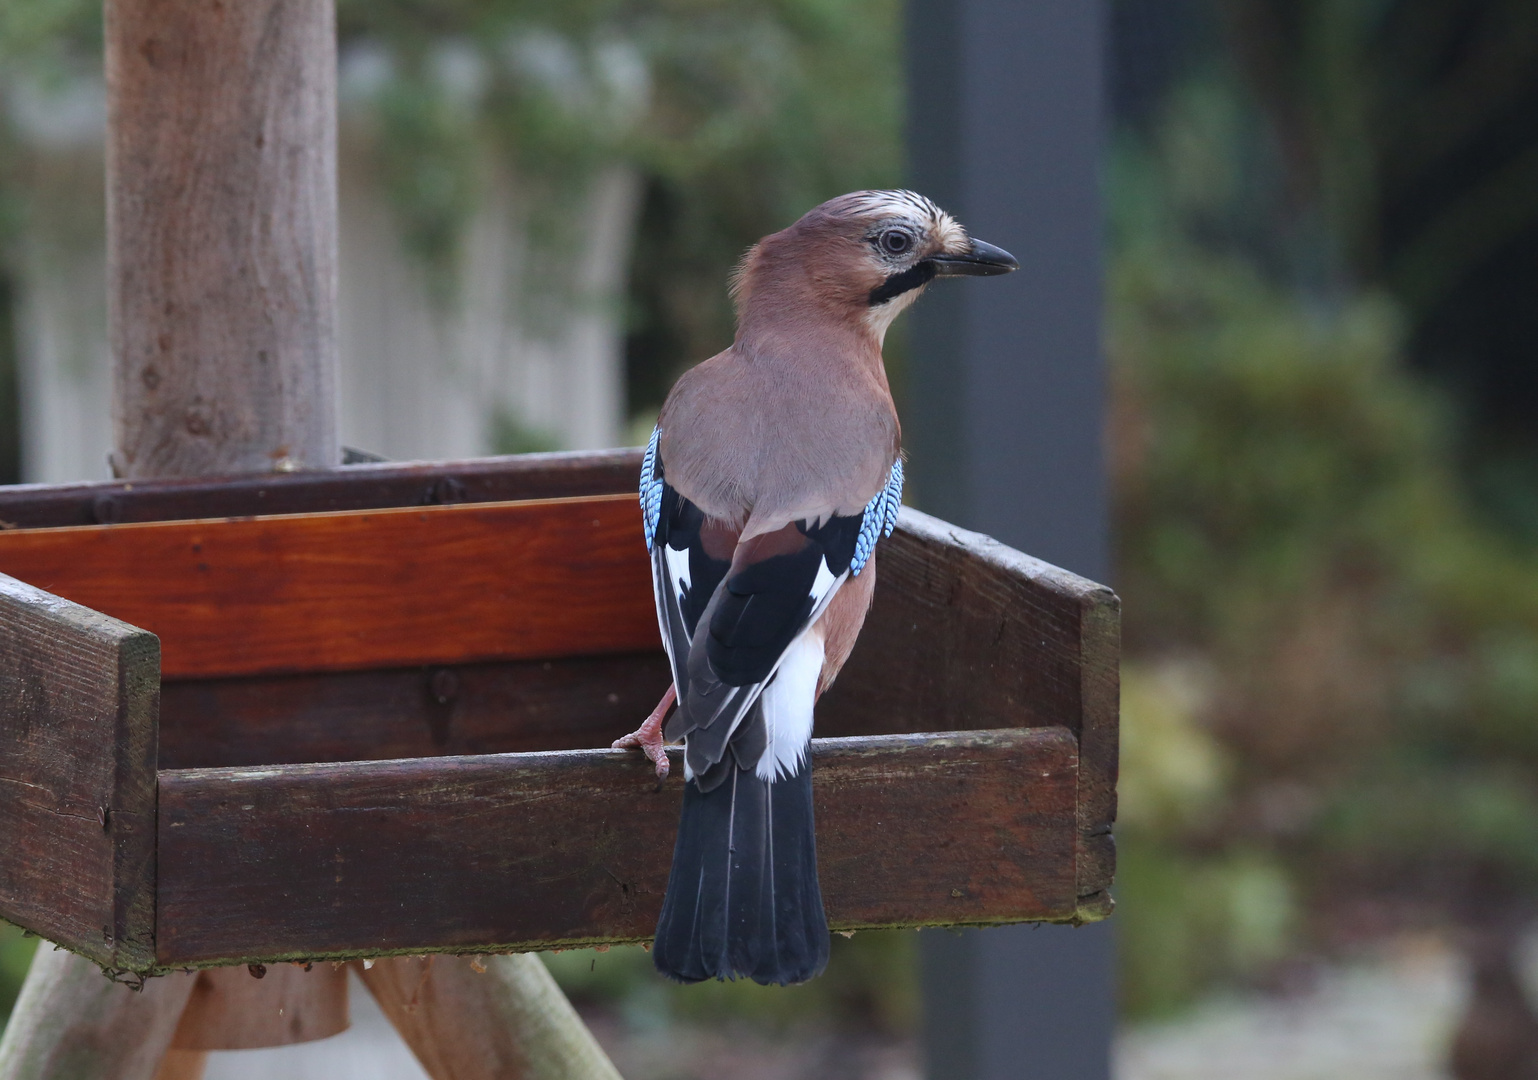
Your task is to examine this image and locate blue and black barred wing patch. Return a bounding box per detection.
[641,426,665,551]
[851,459,903,576]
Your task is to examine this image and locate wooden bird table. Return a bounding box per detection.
[0,448,1117,976]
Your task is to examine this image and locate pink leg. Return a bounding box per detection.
[612,684,676,780]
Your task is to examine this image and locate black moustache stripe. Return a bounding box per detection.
[868,260,937,305]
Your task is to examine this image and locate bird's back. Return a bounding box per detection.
[657,323,898,537]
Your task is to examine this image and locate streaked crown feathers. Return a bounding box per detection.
[824,189,969,253]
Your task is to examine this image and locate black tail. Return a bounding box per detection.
[652,759,829,985]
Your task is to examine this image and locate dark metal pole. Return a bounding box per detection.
[905,2,1114,1078]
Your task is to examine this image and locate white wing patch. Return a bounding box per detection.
[663,545,691,605]
[651,542,695,705]
[756,630,823,781]
[809,559,839,614]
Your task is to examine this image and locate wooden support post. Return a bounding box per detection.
[169,964,350,1050]
[0,947,196,1080]
[106,0,339,478]
[106,0,347,1064]
[358,956,622,1080]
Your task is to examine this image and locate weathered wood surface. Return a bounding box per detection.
[170,963,348,1050]
[0,495,654,680]
[0,450,640,530]
[0,573,159,972]
[154,728,1078,967]
[823,508,1119,919]
[107,0,338,477]
[0,948,198,1080]
[150,1050,207,1080]
[159,653,673,769]
[359,955,622,1080]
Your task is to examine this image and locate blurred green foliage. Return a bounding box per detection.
[1209,0,1538,534]
[330,0,900,382]
[0,0,899,411]
[0,925,38,1022]
[1113,64,1538,1017]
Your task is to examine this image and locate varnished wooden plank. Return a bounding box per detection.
[0,495,654,681]
[154,728,1079,966]
[0,450,640,530]
[137,504,1116,789]
[0,572,159,972]
[158,654,673,770]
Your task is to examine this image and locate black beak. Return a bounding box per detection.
[928,238,1019,277]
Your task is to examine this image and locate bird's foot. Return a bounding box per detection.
[613,685,676,781]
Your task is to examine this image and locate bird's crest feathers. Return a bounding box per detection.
[826,189,968,253]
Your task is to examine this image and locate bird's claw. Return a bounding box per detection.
[614,685,676,781]
[612,728,670,781]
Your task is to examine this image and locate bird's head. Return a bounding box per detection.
[731,189,1018,345]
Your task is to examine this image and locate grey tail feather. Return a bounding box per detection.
[651,758,829,986]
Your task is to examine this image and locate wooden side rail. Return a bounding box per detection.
[154,728,1079,968]
[155,653,674,770]
[0,573,160,972]
[0,496,654,680]
[827,509,1119,917]
[0,450,642,530]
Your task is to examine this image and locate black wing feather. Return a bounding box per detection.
[652,483,731,697]
[669,514,862,787]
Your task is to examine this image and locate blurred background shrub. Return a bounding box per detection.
[1113,0,1538,1020]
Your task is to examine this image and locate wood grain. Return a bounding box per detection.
[0,495,655,681]
[107,0,338,477]
[154,728,1079,966]
[158,653,674,770]
[0,950,198,1079]
[822,507,1119,917]
[170,963,348,1050]
[0,450,641,531]
[102,0,350,1049]
[358,955,622,1080]
[0,572,159,973]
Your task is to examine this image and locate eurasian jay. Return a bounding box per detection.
[614,189,1017,985]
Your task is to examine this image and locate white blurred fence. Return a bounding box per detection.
[8,78,634,483]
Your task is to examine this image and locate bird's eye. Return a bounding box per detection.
[880,230,912,256]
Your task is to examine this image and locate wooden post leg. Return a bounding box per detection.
[171,965,350,1050]
[0,949,197,1080]
[358,956,622,1080]
[151,1052,207,1080]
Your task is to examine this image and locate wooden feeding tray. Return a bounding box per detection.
[0,450,1117,977]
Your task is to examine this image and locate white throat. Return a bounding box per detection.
[862,284,926,345]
